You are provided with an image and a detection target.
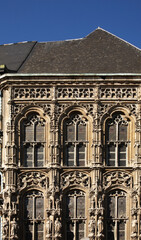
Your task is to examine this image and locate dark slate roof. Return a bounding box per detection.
[1,28,141,73]
[0,41,36,72]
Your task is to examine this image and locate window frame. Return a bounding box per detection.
[22,190,45,240]
[19,111,48,168]
[103,110,134,167]
[63,112,89,167]
[64,190,86,240]
[105,190,127,240]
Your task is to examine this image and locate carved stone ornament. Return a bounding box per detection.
[88,217,95,238]
[18,172,49,190]
[2,218,9,238]
[61,171,90,190]
[57,87,96,99]
[99,87,137,99]
[54,217,62,238]
[103,171,132,189]
[10,218,18,239]
[13,87,51,99]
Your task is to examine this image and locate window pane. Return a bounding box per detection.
[35,146,44,167]
[66,196,74,218]
[77,124,86,141]
[67,125,75,141]
[67,145,74,166]
[76,222,84,240]
[118,197,126,218]
[77,196,85,218]
[108,123,116,141]
[25,147,33,167]
[77,145,85,166]
[25,197,33,219]
[118,221,125,240]
[35,223,44,240]
[107,196,115,218]
[35,197,44,218]
[108,145,115,166]
[118,145,126,166]
[36,124,45,142]
[119,124,127,141]
[25,125,34,141]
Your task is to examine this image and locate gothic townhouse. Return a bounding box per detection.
[0,28,141,240]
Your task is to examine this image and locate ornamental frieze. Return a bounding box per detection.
[18,171,49,190]
[60,171,90,190]
[99,87,137,99]
[13,87,51,99]
[103,171,132,189]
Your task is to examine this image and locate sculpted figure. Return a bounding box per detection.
[88,217,95,237]
[55,218,62,237]
[11,218,18,237]
[98,216,103,236]
[46,215,52,237]
[132,215,138,234]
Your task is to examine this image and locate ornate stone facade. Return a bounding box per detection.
[0,74,141,240]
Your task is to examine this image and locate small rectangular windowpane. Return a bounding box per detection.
[67,125,75,141]
[25,125,34,141]
[108,145,115,166]
[67,146,74,166]
[35,223,44,240]
[25,147,33,167]
[119,124,127,141]
[36,125,45,142]
[36,146,44,167]
[77,145,85,166]
[77,196,85,218]
[76,222,84,240]
[119,145,126,166]
[66,196,74,218]
[78,124,86,141]
[35,197,44,218]
[118,222,125,240]
[108,124,116,141]
[118,197,126,218]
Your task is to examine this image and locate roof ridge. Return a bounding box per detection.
[95,27,141,52]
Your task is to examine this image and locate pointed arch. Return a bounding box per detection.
[60,107,92,167]
[102,108,135,167]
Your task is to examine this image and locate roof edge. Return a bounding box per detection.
[1,73,141,79]
[86,27,141,52]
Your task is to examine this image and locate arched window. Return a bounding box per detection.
[106,190,126,240]
[22,190,44,240]
[64,113,88,166]
[21,113,45,167]
[64,190,86,240]
[105,112,130,167]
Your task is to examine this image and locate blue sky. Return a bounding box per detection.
[1,0,141,48]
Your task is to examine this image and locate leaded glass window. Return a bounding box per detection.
[21,114,45,167]
[65,190,86,240]
[64,113,88,166]
[106,190,126,240]
[23,191,44,240]
[106,112,129,166]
